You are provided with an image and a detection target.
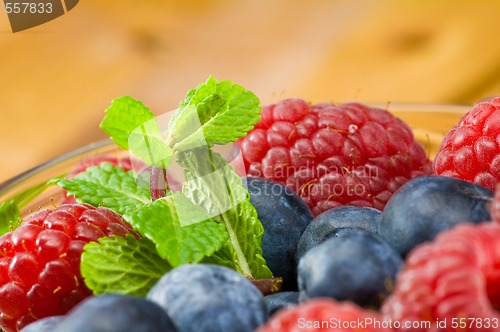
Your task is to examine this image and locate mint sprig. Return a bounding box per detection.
[51,76,273,295]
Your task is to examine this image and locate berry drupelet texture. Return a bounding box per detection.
[434,97,500,190]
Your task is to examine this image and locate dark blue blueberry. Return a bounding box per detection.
[246,177,313,290]
[20,316,65,332]
[379,176,493,257]
[264,291,299,316]
[53,294,177,332]
[297,230,402,308]
[147,264,267,332]
[296,206,381,261]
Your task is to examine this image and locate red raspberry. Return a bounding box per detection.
[238,99,432,215]
[257,298,393,332]
[434,97,500,190]
[0,204,139,332]
[381,223,500,331]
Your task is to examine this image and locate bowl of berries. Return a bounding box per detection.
[1,76,499,332]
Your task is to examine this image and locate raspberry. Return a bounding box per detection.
[434,97,500,190]
[0,204,139,332]
[257,298,392,332]
[238,98,432,215]
[381,223,500,331]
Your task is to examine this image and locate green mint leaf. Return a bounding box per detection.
[100,96,155,149]
[100,96,173,167]
[166,76,261,150]
[201,243,238,270]
[128,126,174,168]
[231,199,273,279]
[0,180,54,235]
[81,235,171,296]
[50,163,151,215]
[0,200,21,236]
[124,194,228,267]
[178,147,273,279]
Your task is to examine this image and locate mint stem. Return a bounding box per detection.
[150,167,167,201]
[220,212,253,278]
[249,277,283,295]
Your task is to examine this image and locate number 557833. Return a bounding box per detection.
[5,2,53,14]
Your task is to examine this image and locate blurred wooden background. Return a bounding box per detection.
[1,0,500,183]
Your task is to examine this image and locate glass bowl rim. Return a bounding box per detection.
[0,139,115,196]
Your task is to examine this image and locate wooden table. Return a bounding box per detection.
[0,0,499,183]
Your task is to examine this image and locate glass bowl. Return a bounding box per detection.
[0,104,469,217]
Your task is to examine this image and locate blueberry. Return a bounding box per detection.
[20,316,65,332]
[297,230,402,308]
[264,291,299,316]
[53,294,176,332]
[246,177,313,290]
[296,206,381,261]
[147,264,267,332]
[379,176,493,257]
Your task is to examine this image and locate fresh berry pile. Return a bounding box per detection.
[238,98,432,215]
[434,97,500,190]
[0,204,139,331]
[2,78,500,332]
